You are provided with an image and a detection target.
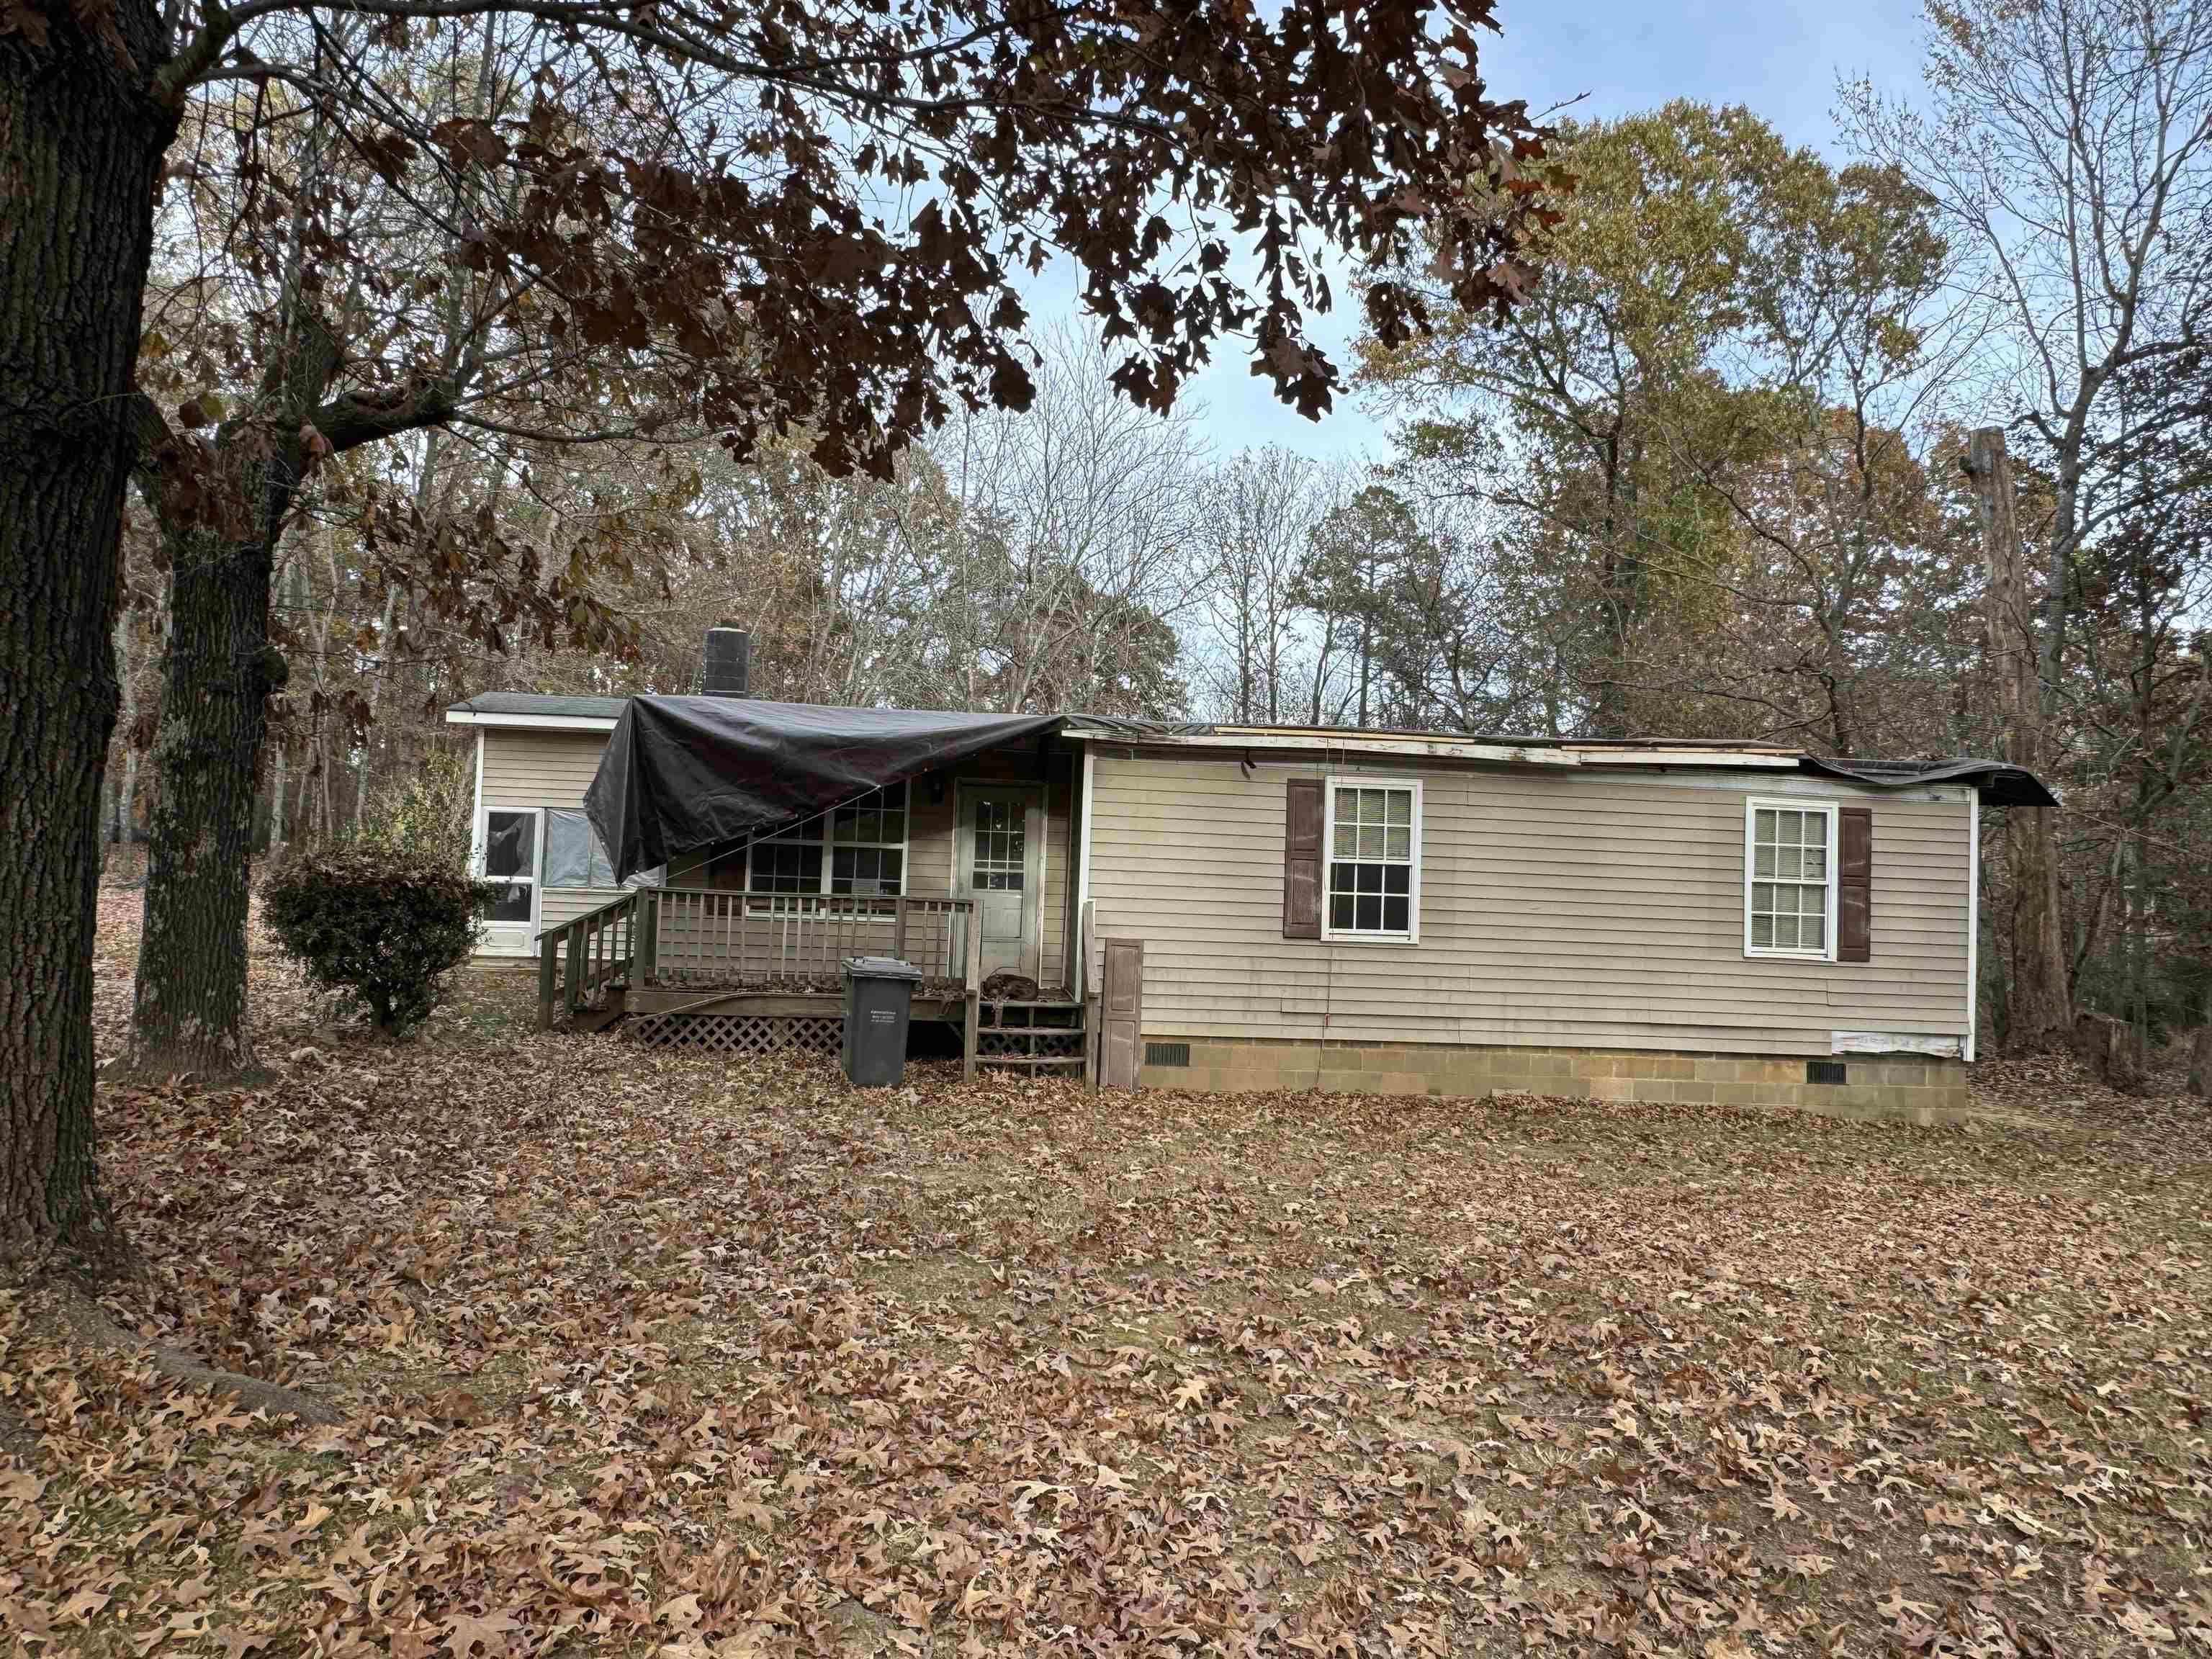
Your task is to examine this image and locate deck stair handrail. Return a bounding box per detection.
[536,889,642,1030]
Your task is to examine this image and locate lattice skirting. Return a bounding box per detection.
[629,1012,843,1056]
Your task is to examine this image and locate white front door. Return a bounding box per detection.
[477,807,541,956]
[958,787,1041,980]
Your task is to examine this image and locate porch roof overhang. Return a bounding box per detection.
[585,696,1064,882]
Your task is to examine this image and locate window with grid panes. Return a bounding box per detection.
[1745,802,1835,957]
[745,782,907,898]
[830,783,906,894]
[1323,781,1419,940]
[969,798,1024,890]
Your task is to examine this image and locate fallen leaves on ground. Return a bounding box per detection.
[2,891,2208,1655]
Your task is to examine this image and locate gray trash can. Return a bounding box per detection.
[841,956,923,1086]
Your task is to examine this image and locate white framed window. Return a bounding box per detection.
[1745,799,1837,961]
[1322,778,1421,942]
[745,782,909,902]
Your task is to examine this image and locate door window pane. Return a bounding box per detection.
[484,811,535,879]
[971,797,1025,891]
[482,881,532,922]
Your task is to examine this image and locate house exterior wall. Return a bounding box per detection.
[475,724,1075,984]
[1083,750,1974,1064]
[905,743,1076,987]
[478,727,624,938]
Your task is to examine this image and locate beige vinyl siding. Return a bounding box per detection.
[479,724,1074,979]
[1085,754,1972,1056]
[906,747,1075,987]
[478,727,626,934]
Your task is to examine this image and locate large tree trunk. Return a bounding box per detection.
[0,19,171,1248]
[125,521,284,1077]
[125,45,355,1077]
[1967,428,2072,1049]
[2007,804,2071,1046]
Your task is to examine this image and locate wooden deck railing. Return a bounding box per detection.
[649,890,974,994]
[536,887,979,1030]
[536,889,642,1030]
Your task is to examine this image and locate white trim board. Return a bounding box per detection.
[1063,729,1803,769]
[444,711,621,732]
[1831,1031,1965,1058]
[1071,735,1969,801]
[1075,745,1094,995]
[1966,791,1980,1063]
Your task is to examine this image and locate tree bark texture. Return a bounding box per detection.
[0,15,172,1246]
[1966,428,2071,1050]
[126,516,286,1077]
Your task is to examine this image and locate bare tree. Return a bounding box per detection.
[1843,0,2212,1048]
[936,325,1208,716]
[1195,446,1334,723]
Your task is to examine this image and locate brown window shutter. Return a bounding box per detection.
[1283,778,1323,939]
[1838,806,1872,963]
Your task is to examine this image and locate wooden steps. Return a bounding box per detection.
[975,997,1087,1075]
[568,987,627,1033]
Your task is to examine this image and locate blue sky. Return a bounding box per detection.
[1157,0,1934,466]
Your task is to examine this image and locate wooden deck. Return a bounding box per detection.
[535,886,1093,1078]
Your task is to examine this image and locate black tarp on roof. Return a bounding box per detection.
[1802,755,2056,807]
[585,696,1064,881]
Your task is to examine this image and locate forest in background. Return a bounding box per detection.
[100,1,2212,1064]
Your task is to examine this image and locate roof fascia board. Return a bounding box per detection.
[1063,729,1582,765]
[1570,748,1798,768]
[1061,729,1799,770]
[444,711,621,732]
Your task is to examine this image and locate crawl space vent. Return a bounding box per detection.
[1806,1059,1848,1085]
[1145,1041,1191,1068]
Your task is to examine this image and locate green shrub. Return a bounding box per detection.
[357,742,477,873]
[264,846,487,1034]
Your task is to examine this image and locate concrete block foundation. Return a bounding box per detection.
[1135,1038,1972,1124]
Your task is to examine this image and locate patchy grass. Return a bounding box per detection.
[3,890,2208,1655]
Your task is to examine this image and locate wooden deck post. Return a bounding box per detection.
[891,895,909,963]
[961,901,982,1082]
[634,889,657,987]
[565,923,586,1022]
[537,931,559,1031]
